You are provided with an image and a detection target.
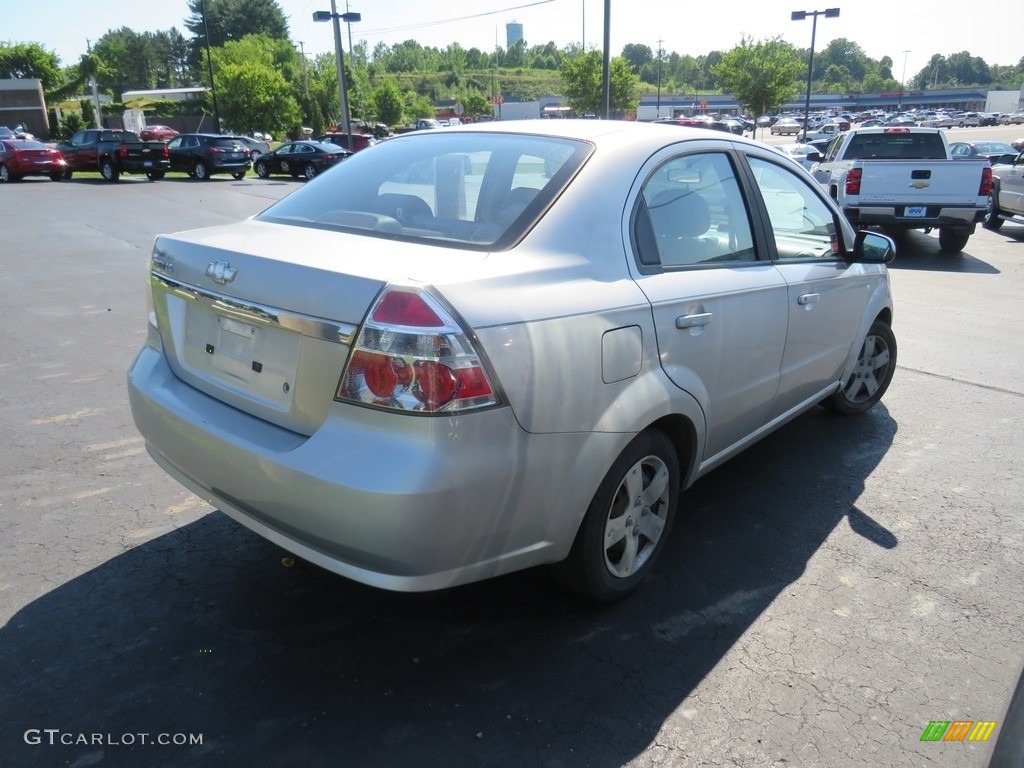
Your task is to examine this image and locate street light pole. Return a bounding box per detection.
[897,49,910,112]
[791,8,839,142]
[314,6,361,146]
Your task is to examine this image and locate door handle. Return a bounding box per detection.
[676,312,713,329]
[797,293,820,306]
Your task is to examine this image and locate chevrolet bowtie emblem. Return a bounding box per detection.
[909,181,930,189]
[206,260,238,284]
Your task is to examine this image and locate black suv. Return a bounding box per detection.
[166,134,251,179]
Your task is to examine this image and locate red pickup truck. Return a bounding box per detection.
[57,129,170,181]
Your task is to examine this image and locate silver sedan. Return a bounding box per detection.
[128,121,896,601]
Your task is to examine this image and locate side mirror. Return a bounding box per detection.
[851,230,896,263]
[806,151,822,163]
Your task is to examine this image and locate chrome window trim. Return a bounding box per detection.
[151,272,357,345]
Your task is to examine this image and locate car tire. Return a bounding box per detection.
[982,192,1004,231]
[63,169,73,180]
[193,161,209,180]
[49,171,63,181]
[146,171,165,181]
[552,429,679,602]
[304,162,317,179]
[254,161,269,178]
[100,159,119,182]
[0,164,10,183]
[937,228,970,253]
[232,171,246,180]
[824,320,896,416]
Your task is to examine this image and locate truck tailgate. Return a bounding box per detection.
[855,159,988,205]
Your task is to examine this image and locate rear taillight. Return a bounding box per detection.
[162,144,170,158]
[979,166,992,196]
[336,285,499,413]
[845,167,862,196]
[118,144,128,158]
[209,147,224,153]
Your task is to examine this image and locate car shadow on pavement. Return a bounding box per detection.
[0,407,897,768]
[884,230,1000,273]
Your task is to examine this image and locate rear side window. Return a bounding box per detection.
[259,133,590,250]
[634,152,757,268]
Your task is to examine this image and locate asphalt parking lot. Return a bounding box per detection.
[1,146,1023,768]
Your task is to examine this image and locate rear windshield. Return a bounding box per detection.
[843,132,947,160]
[258,132,591,250]
[211,138,244,148]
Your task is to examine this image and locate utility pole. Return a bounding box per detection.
[86,39,102,129]
[298,41,310,100]
[656,38,664,119]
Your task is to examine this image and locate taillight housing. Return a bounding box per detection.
[979,166,992,196]
[336,285,500,414]
[845,167,862,196]
[118,144,128,159]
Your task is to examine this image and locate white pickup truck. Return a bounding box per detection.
[808,127,992,252]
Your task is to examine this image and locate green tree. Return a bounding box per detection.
[184,0,289,45]
[712,37,803,118]
[372,78,405,126]
[0,42,62,90]
[215,61,300,135]
[460,91,490,120]
[559,50,641,115]
[621,43,653,73]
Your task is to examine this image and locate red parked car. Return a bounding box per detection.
[0,140,66,182]
[139,125,179,142]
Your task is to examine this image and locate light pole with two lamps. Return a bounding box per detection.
[791,7,839,141]
[313,3,361,146]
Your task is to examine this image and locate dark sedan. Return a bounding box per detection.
[0,140,66,182]
[950,141,1020,165]
[166,134,251,180]
[252,141,350,180]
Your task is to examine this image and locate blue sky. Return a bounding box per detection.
[5,0,1021,87]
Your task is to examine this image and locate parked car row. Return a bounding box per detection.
[0,130,364,183]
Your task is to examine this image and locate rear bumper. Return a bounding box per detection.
[127,343,609,591]
[842,204,985,230]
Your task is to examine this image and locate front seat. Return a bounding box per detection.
[646,189,712,266]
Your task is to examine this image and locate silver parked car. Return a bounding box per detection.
[128,121,896,601]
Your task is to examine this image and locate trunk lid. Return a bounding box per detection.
[149,219,489,434]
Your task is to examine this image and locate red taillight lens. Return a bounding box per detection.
[979,166,992,196]
[119,144,128,158]
[162,144,170,158]
[372,291,444,326]
[337,286,499,414]
[845,167,862,196]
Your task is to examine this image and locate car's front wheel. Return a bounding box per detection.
[232,171,246,180]
[254,161,269,178]
[824,320,896,415]
[553,429,679,602]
